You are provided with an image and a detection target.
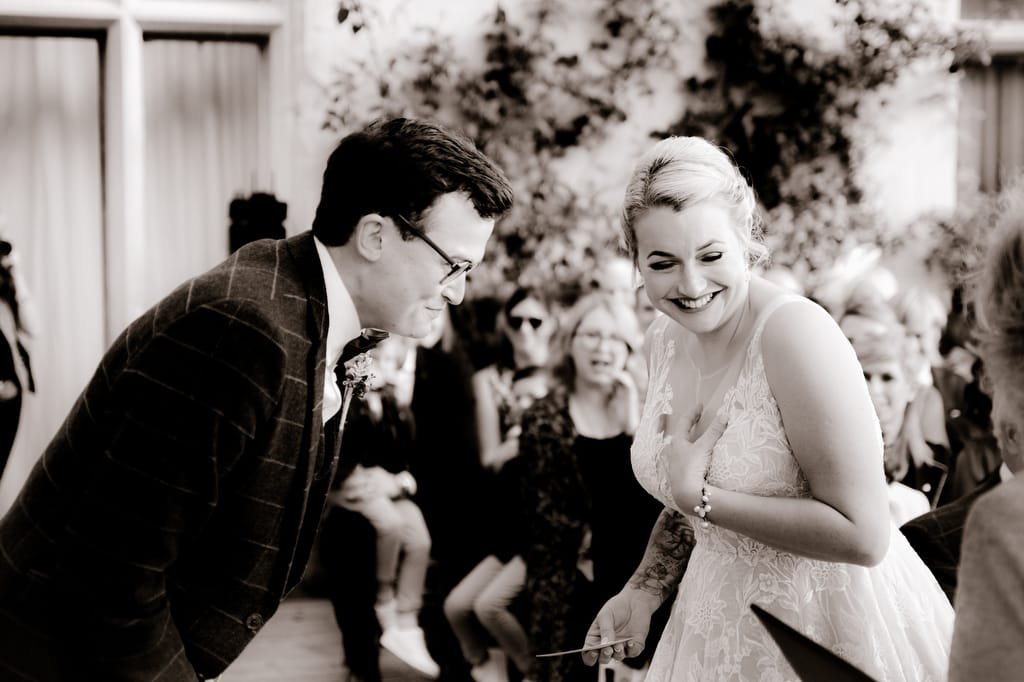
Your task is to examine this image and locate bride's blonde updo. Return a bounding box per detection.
[621,136,768,268]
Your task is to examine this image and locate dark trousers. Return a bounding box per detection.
[319,505,382,682]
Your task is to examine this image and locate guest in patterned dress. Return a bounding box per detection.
[519,292,662,682]
[583,136,952,681]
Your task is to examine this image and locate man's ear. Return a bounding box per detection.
[353,214,386,263]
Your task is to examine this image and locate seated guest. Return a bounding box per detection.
[840,303,945,523]
[948,191,1024,682]
[443,366,550,682]
[340,337,439,677]
[322,337,438,679]
[443,288,556,682]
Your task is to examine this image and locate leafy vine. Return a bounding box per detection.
[324,0,982,295]
[664,0,983,280]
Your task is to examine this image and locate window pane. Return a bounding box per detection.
[0,36,106,508]
[961,0,1024,20]
[959,59,1024,191]
[142,38,267,310]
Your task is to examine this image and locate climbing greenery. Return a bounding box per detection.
[325,0,980,298]
[665,0,981,279]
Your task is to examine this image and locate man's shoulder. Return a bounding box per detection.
[961,477,1024,561]
[971,476,1024,523]
[160,233,320,318]
[205,234,316,295]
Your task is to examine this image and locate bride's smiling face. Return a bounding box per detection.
[634,200,749,336]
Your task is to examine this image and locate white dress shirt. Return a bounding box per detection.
[314,237,362,423]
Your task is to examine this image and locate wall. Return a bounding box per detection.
[287,0,961,290]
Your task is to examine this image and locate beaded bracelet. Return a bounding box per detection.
[693,483,712,528]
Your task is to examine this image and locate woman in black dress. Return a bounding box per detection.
[520,292,662,682]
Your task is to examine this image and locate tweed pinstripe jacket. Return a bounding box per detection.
[899,469,1002,602]
[0,233,339,681]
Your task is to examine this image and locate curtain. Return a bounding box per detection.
[0,36,107,512]
[959,59,1024,192]
[141,38,266,311]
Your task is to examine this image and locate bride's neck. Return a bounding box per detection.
[690,296,752,372]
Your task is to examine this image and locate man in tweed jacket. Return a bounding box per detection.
[0,118,512,681]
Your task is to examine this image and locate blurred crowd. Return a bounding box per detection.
[312,243,1004,682]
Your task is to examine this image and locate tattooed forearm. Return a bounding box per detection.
[627,507,695,601]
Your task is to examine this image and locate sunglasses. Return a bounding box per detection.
[394,215,474,287]
[508,316,545,331]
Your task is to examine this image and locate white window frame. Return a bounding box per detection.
[0,0,291,339]
[960,18,1024,55]
[950,0,1024,198]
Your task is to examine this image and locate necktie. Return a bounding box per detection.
[340,327,389,364]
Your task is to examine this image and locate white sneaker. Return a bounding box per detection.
[469,652,506,682]
[380,625,440,678]
[600,658,648,682]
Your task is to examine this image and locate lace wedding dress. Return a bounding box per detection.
[632,297,953,682]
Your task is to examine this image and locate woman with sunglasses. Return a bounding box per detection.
[444,287,555,681]
[474,287,556,470]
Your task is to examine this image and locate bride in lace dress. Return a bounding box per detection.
[582,137,953,681]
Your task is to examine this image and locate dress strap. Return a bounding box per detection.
[747,294,809,352]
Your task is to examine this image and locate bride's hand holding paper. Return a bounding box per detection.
[580,587,661,666]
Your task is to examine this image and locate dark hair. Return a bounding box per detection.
[502,286,546,320]
[312,117,513,245]
[496,287,553,371]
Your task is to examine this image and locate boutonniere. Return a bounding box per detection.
[343,352,375,400]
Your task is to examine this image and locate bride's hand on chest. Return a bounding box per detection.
[662,405,728,512]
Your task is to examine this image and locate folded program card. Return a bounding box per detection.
[535,637,634,659]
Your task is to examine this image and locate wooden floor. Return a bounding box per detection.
[221,598,434,682]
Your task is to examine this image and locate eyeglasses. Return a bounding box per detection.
[575,330,628,348]
[394,215,475,287]
[508,316,545,331]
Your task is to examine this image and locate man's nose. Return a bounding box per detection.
[442,276,466,305]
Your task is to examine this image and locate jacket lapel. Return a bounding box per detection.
[276,233,332,592]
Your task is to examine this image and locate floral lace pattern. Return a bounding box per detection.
[632,297,953,681]
[631,316,677,510]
